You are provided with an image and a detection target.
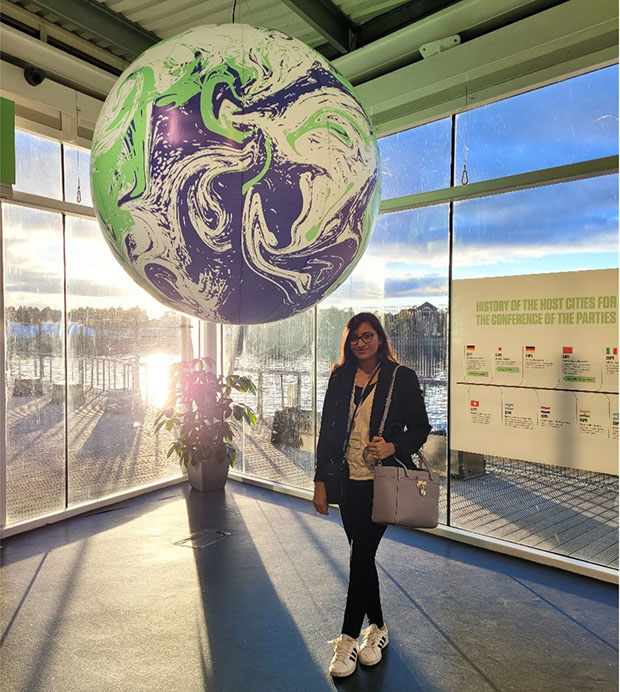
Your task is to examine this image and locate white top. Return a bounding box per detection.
[346,385,376,481]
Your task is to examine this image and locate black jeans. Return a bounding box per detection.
[339,479,387,639]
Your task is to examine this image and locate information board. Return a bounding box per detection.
[451,269,618,474]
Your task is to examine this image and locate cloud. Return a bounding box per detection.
[453,175,617,252]
[384,274,448,298]
[5,271,63,295]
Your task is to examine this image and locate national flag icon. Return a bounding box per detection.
[497,346,502,352]
[606,347,618,355]
[562,346,573,354]
[540,405,551,417]
[612,413,619,424]
[470,400,479,407]
[525,346,535,353]
[579,409,590,420]
[466,345,476,352]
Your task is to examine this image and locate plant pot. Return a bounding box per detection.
[186,456,230,492]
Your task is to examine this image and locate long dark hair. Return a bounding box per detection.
[334,312,399,370]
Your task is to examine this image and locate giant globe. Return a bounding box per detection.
[91,24,380,324]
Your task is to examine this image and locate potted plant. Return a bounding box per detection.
[155,357,257,491]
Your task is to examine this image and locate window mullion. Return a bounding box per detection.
[380,155,619,214]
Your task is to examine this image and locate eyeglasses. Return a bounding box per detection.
[348,331,376,345]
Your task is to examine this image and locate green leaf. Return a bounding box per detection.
[165,419,174,431]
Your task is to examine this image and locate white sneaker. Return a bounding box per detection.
[359,624,389,666]
[328,634,359,677]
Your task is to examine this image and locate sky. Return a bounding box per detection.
[7,64,619,318]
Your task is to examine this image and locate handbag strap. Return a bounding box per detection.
[377,365,400,438]
[375,364,435,481]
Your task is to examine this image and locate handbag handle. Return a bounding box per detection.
[377,450,435,481]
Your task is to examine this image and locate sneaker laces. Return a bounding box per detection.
[361,624,381,648]
[328,635,356,662]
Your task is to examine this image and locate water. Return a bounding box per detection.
[7,346,448,432]
[233,355,447,431]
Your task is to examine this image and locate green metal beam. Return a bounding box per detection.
[279,0,355,55]
[23,0,159,58]
[380,156,619,213]
[358,0,459,45]
[0,98,16,186]
[354,0,570,55]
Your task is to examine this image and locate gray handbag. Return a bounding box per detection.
[371,366,439,529]
[372,452,439,528]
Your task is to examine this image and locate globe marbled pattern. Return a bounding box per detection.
[91,24,380,324]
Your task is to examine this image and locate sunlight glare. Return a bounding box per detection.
[140,352,177,408]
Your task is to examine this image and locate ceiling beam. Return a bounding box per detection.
[279,0,356,55]
[21,0,159,57]
[357,0,460,45]
[1,1,129,71]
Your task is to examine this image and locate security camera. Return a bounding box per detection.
[24,67,46,86]
[419,35,460,59]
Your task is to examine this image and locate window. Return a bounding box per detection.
[14,131,62,199]
[378,117,451,199]
[2,128,195,526]
[221,64,618,568]
[454,65,619,183]
[65,216,185,506]
[3,204,65,522]
[63,145,93,207]
[454,174,619,278]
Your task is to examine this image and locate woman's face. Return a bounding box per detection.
[349,321,381,365]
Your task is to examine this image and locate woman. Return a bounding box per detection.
[313,312,431,678]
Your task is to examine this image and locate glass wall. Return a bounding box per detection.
[14,130,62,199]
[65,215,186,507]
[2,130,193,525]
[224,312,315,489]
[454,66,619,183]
[222,64,618,569]
[318,205,450,524]
[3,65,617,569]
[3,204,65,522]
[450,173,618,564]
[378,117,451,197]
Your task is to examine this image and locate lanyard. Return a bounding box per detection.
[342,361,381,455]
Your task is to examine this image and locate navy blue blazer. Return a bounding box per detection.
[314,359,431,482]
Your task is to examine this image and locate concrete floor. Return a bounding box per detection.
[1,480,617,692]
